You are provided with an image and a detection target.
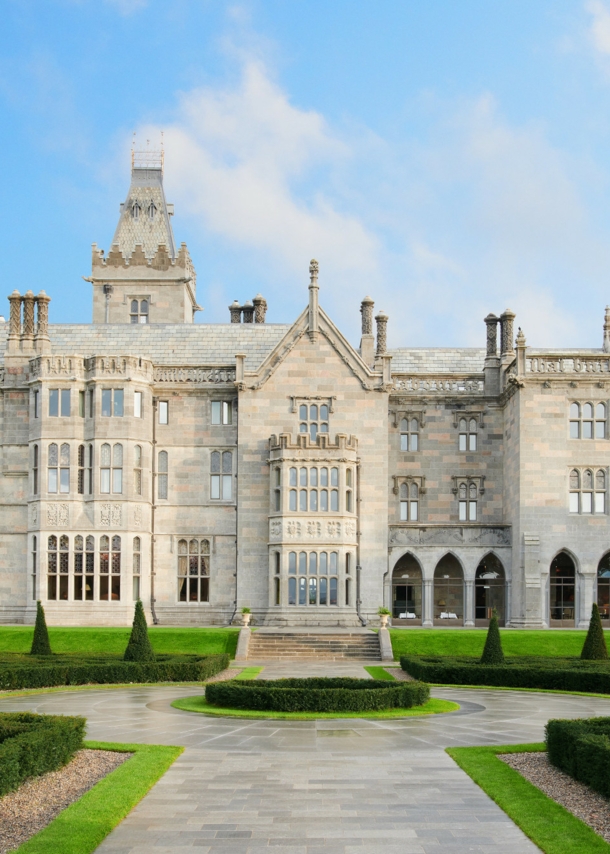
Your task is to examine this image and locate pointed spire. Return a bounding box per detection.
[308,259,319,339]
[604,306,610,354]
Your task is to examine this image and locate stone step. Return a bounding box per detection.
[247,631,381,660]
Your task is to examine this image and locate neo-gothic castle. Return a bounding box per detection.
[1,152,609,629]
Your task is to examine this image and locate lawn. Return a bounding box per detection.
[0,626,239,658]
[447,743,610,854]
[390,629,588,660]
[14,741,182,854]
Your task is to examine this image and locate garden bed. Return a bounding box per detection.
[401,655,610,693]
[205,676,430,712]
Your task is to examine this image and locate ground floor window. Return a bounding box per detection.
[549,552,575,626]
[475,554,505,626]
[391,554,423,623]
[287,551,344,606]
[433,555,464,624]
[598,554,610,620]
[47,534,122,602]
[178,538,210,602]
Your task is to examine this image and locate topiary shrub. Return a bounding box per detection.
[30,601,52,656]
[123,600,155,663]
[581,603,608,660]
[480,609,504,665]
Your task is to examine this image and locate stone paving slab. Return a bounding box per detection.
[3,666,610,852]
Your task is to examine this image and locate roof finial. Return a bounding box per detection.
[309,259,319,287]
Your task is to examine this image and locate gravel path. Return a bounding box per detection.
[0,749,130,854]
[500,751,610,843]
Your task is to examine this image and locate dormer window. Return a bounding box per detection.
[130,299,149,324]
[147,201,157,220]
[131,201,141,220]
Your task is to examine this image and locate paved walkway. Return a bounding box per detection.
[3,668,610,853]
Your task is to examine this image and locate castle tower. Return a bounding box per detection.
[89,149,199,324]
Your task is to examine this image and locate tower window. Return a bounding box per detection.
[130,299,149,324]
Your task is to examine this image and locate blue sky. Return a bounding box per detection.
[2,1,610,349]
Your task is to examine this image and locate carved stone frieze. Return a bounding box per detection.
[270,517,357,542]
[47,504,69,527]
[100,504,122,527]
[389,525,511,547]
[392,377,484,394]
[134,505,142,528]
[526,357,610,375]
[153,366,236,384]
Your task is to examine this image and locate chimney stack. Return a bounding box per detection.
[253,294,267,324]
[360,296,375,366]
[229,301,242,323]
[375,311,388,357]
[242,300,254,323]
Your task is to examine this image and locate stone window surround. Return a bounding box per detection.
[568,400,608,440]
[569,466,607,515]
[177,537,210,604]
[452,475,485,523]
[392,408,426,428]
[45,533,124,603]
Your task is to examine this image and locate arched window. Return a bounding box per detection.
[58,535,69,601]
[74,535,84,600]
[112,443,123,494]
[177,538,210,602]
[133,537,141,600]
[100,443,111,493]
[459,418,477,451]
[147,200,156,220]
[134,445,142,495]
[48,443,58,493]
[158,450,168,499]
[550,552,576,626]
[400,418,419,451]
[210,450,232,500]
[570,401,607,439]
[59,443,70,493]
[31,535,37,600]
[131,201,141,220]
[400,481,419,521]
[570,467,607,514]
[130,299,149,324]
[77,445,85,494]
[47,535,58,600]
[597,554,610,622]
[32,444,39,494]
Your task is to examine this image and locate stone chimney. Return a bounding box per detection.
[242,301,254,323]
[35,291,51,354]
[360,296,375,366]
[604,306,610,353]
[229,301,242,323]
[253,294,267,324]
[500,309,516,360]
[375,311,388,358]
[483,313,501,396]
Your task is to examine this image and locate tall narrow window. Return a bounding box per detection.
[346,468,353,512]
[459,418,477,451]
[596,403,607,439]
[211,401,232,425]
[33,389,39,418]
[596,470,606,513]
[134,391,142,418]
[273,467,281,511]
[102,389,111,417]
[458,482,477,521]
[79,390,85,417]
[86,444,93,494]
[59,535,69,600]
[85,536,94,600]
[569,468,607,514]
[177,538,210,602]
[210,451,232,499]
[99,535,110,600]
[400,418,419,451]
[49,389,59,417]
[133,537,141,600]
[400,482,419,521]
[32,444,38,494]
[100,443,111,493]
[569,469,580,513]
[77,445,85,494]
[132,201,141,219]
[74,535,84,600]
[88,388,94,418]
[158,451,168,499]
[101,389,124,417]
[111,535,121,600]
[47,535,57,600]
[48,443,58,493]
[59,443,70,493]
[112,443,123,494]
[134,445,142,495]
[289,467,297,511]
[60,389,70,417]
[158,401,168,424]
[32,535,37,600]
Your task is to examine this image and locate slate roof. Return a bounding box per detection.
[388,348,486,374]
[112,166,176,261]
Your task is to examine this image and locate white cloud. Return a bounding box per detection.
[586,0,610,54]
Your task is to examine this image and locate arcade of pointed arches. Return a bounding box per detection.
[389,549,610,628]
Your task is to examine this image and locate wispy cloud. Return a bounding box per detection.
[586,0,610,54]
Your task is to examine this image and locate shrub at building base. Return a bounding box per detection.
[546,716,610,799]
[580,603,608,661]
[30,601,52,657]
[0,711,85,796]
[123,600,155,663]
[401,655,610,693]
[206,677,430,713]
[0,653,230,690]
[480,610,504,665]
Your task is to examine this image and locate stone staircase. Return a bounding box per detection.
[247,631,381,661]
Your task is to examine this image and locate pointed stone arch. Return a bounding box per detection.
[391,552,423,625]
[475,552,506,627]
[549,550,577,627]
[433,553,464,626]
[597,552,610,623]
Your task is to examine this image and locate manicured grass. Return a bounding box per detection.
[364,665,396,681]
[234,666,263,680]
[447,743,610,854]
[171,694,458,719]
[14,741,183,854]
[390,629,588,660]
[0,626,239,658]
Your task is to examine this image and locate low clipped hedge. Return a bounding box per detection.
[546,717,610,798]
[401,655,610,693]
[0,653,230,690]
[0,711,85,795]
[206,677,430,712]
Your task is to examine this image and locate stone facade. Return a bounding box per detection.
[0,157,609,629]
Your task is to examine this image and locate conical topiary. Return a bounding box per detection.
[30,601,52,656]
[480,609,505,665]
[123,600,156,662]
[581,603,608,660]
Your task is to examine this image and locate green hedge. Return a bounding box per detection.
[206,677,430,712]
[401,655,610,693]
[0,711,85,795]
[546,717,610,798]
[0,653,230,690]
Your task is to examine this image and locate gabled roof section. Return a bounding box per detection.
[112,153,176,261]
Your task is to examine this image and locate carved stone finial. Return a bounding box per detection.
[375,311,388,356]
[500,308,516,356]
[253,294,267,324]
[242,300,254,323]
[309,259,319,285]
[515,327,526,347]
[484,313,499,357]
[361,296,374,336]
[604,305,610,353]
[229,300,242,323]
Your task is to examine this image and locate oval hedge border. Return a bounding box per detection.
[205,677,430,713]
